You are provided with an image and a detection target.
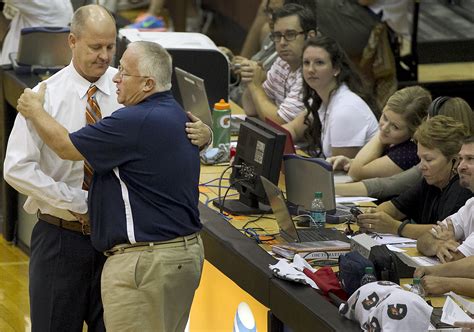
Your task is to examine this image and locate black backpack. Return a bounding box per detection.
[368,244,415,284]
[338,251,374,296]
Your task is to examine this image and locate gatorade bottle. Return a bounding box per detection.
[212,99,231,149]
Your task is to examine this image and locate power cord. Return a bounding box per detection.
[219,178,247,214]
[216,165,234,210]
[241,227,278,244]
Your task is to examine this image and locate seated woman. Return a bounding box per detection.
[356,116,472,239]
[328,86,431,181]
[335,97,474,199]
[283,35,379,158]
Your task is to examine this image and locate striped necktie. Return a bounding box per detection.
[82,85,102,190]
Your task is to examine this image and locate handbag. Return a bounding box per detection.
[368,244,415,284]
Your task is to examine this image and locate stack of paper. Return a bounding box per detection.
[272,240,350,260]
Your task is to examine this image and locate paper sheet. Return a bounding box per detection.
[373,233,418,246]
[441,296,474,325]
[335,196,378,204]
[411,256,441,266]
[449,292,474,315]
[386,244,406,252]
[333,172,353,184]
[394,252,441,268]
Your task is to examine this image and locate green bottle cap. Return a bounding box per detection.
[413,277,421,284]
[314,192,323,198]
[365,266,373,274]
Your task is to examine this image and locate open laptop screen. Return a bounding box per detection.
[175,67,213,128]
[260,176,299,242]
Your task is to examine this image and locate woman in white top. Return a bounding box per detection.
[284,35,379,158]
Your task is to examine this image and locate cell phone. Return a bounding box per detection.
[350,207,363,218]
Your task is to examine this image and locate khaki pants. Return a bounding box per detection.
[101,234,204,332]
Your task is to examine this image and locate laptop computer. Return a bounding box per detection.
[264,118,296,155]
[283,155,352,224]
[16,27,71,67]
[175,67,213,128]
[10,27,71,74]
[260,176,349,243]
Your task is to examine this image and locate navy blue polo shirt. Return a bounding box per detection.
[70,91,201,252]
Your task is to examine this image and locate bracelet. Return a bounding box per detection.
[397,220,411,237]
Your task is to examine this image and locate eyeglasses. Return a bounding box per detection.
[116,65,150,79]
[270,30,305,42]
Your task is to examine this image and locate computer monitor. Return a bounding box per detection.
[213,117,286,215]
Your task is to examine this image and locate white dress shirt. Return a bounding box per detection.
[443,197,474,257]
[0,0,73,65]
[4,63,122,220]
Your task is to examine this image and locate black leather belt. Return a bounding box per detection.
[38,213,90,235]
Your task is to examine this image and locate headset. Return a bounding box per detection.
[427,96,451,118]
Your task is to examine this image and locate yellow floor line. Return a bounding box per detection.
[0,262,28,266]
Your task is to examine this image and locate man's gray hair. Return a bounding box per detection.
[132,41,172,91]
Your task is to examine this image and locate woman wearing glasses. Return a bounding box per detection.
[356,116,472,239]
[283,35,379,158]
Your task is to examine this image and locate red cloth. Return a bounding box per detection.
[303,267,348,301]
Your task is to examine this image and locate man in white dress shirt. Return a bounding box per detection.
[3,4,209,331]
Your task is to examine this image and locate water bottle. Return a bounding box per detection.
[360,266,377,286]
[212,99,231,149]
[310,192,326,228]
[410,277,425,298]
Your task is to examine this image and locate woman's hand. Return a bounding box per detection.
[326,155,352,171]
[356,209,400,234]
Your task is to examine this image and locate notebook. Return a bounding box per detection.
[175,67,213,128]
[264,118,296,155]
[283,155,352,224]
[260,176,349,243]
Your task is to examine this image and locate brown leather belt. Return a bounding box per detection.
[38,213,90,235]
[104,233,200,256]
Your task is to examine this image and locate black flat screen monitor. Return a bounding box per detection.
[213,117,286,215]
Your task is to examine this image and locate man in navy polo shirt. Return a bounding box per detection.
[16,40,204,332]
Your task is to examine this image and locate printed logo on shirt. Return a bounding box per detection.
[365,316,381,332]
[362,292,380,310]
[387,304,408,320]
